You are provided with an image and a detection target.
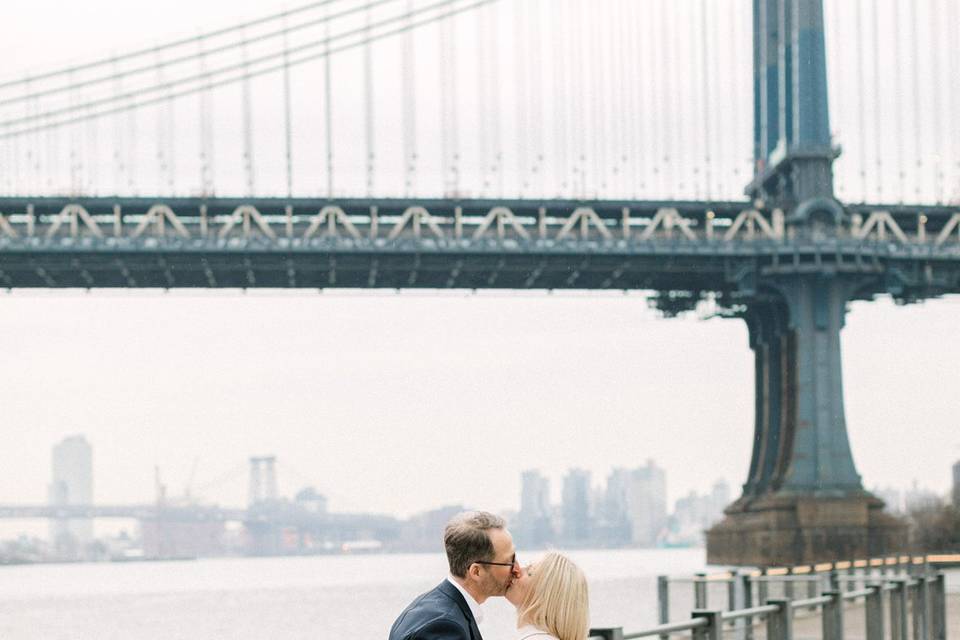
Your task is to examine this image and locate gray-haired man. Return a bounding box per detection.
[389,511,520,640]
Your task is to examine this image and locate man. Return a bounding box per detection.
[389,511,520,640]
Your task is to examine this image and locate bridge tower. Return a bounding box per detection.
[706,0,906,566]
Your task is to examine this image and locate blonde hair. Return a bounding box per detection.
[516,552,589,640]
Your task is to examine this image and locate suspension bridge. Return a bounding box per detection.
[1,0,959,566]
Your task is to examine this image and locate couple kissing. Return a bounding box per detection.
[389,511,589,640]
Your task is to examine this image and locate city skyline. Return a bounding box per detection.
[4,430,957,517]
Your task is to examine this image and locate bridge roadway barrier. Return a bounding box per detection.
[590,555,960,640]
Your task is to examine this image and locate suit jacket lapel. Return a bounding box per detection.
[437,580,483,640]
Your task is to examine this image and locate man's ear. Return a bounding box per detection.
[466,563,480,580]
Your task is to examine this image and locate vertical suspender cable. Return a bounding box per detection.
[700,0,712,201]
[855,0,867,202]
[530,0,544,196]
[476,3,489,193]
[514,0,527,196]
[929,1,943,203]
[489,1,502,196]
[70,74,80,195]
[166,68,176,195]
[590,1,603,196]
[127,86,138,195]
[574,0,587,197]
[29,88,39,195]
[657,0,669,197]
[870,2,882,202]
[282,19,294,198]
[449,8,460,197]
[46,107,56,193]
[10,97,19,196]
[950,0,960,202]
[617,0,631,197]
[113,57,124,194]
[673,2,686,197]
[734,1,747,188]
[713,1,726,196]
[364,4,375,197]
[551,0,566,196]
[241,33,255,197]
[199,36,214,197]
[403,0,416,196]
[635,0,648,196]
[324,5,334,198]
[155,55,166,195]
[893,0,904,203]
[909,0,921,201]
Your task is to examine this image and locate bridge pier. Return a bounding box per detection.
[707,272,906,566]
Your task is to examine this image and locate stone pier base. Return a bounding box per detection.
[706,493,907,567]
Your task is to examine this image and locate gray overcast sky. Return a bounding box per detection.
[0,1,958,533]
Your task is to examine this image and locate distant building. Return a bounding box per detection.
[561,469,592,545]
[141,519,225,559]
[669,479,729,546]
[48,435,93,556]
[518,470,553,547]
[599,468,632,546]
[398,505,464,552]
[952,461,960,508]
[904,480,942,512]
[873,486,904,513]
[295,487,328,514]
[626,460,667,547]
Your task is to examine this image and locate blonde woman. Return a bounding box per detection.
[505,551,589,640]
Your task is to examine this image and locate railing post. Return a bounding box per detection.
[657,575,670,640]
[891,578,909,640]
[695,572,708,609]
[931,573,946,640]
[742,573,755,640]
[758,569,769,607]
[911,577,929,640]
[865,584,885,640]
[589,628,624,640]
[822,590,844,640]
[728,571,738,613]
[692,609,723,640]
[829,569,841,592]
[766,598,794,640]
[806,572,818,603]
[847,563,857,592]
[784,568,795,601]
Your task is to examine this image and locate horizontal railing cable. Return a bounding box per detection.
[622,617,709,639]
[0,0,496,140]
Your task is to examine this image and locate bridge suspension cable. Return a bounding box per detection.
[0,0,496,141]
[0,0,369,92]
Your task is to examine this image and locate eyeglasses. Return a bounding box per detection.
[474,554,517,569]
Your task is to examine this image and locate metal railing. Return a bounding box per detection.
[589,565,952,640]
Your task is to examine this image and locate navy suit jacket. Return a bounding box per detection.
[389,580,483,640]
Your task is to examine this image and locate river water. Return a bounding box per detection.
[0,548,710,639]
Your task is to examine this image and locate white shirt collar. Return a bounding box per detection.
[446,576,484,624]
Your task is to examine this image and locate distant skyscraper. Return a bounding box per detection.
[626,460,667,547]
[952,461,960,508]
[561,468,591,545]
[48,435,93,552]
[602,468,632,545]
[519,470,553,546]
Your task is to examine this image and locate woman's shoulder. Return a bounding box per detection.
[515,624,560,640]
